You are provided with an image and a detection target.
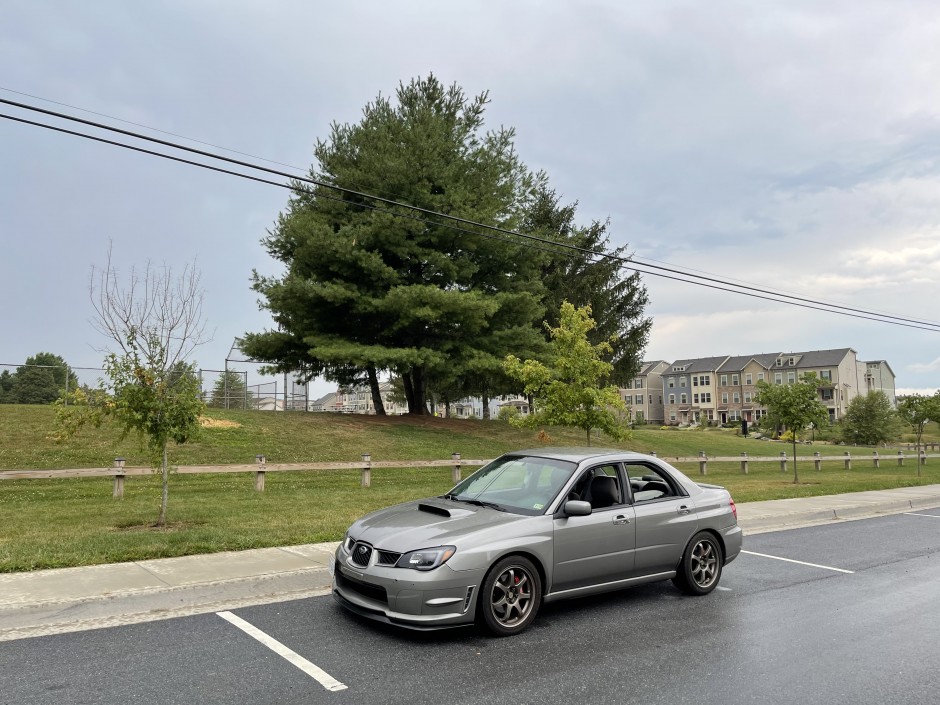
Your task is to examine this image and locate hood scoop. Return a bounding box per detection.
[417,502,452,517]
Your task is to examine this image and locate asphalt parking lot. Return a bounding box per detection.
[2,508,938,705]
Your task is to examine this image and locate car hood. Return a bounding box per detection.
[349,498,529,552]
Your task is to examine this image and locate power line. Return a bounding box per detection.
[3,98,940,333]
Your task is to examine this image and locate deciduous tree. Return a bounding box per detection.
[842,390,900,447]
[754,373,829,483]
[504,302,629,445]
[56,252,208,526]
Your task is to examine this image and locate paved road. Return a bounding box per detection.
[2,507,938,705]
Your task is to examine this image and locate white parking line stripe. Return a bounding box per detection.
[741,550,855,574]
[217,611,347,692]
[904,512,940,518]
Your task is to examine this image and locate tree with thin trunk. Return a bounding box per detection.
[754,373,829,484]
[55,251,209,526]
[504,302,630,445]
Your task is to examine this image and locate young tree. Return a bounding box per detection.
[243,75,545,415]
[897,394,937,452]
[754,373,829,483]
[504,302,629,445]
[0,369,12,402]
[842,391,901,447]
[56,253,209,526]
[208,371,252,409]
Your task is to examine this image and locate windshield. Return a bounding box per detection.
[446,455,577,515]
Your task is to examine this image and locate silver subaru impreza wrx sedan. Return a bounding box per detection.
[331,448,742,636]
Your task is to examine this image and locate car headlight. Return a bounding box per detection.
[343,532,355,553]
[395,546,456,571]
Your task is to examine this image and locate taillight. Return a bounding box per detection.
[729,498,738,520]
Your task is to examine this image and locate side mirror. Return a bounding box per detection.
[564,500,592,517]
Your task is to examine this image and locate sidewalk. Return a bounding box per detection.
[2,485,939,641]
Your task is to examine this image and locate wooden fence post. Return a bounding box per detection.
[698,451,707,475]
[361,453,372,488]
[113,457,125,499]
[897,450,904,467]
[814,452,821,472]
[740,452,748,475]
[844,451,852,470]
[779,451,787,473]
[255,454,266,492]
[872,451,880,469]
[452,452,461,484]
[650,451,657,458]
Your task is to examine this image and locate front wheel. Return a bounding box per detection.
[673,531,723,595]
[479,555,542,636]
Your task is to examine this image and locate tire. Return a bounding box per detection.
[479,555,542,636]
[672,531,723,596]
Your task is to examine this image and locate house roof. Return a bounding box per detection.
[788,348,856,368]
[639,360,668,375]
[667,356,730,374]
[716,353,779,372]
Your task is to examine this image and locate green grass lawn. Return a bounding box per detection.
[1,405,938,572]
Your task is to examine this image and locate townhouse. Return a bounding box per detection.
[622,360,669,424]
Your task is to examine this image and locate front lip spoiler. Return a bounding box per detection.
[332,591,473,632]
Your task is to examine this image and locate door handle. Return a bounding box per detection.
[613,514,631,525]
[677,505,691,515]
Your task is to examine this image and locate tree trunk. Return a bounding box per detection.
[405,369,429,415]
[792,436,799,484]
[481,384,490,420]
[367,365,386,415]
[402,372,416,413]
[587,427,592,446]
[158,442,169,526]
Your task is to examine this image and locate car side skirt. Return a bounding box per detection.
[543,571,676,603]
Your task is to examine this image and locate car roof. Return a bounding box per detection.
[506,447,650,463]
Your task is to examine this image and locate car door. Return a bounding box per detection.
[625,462,699,576]
[551,463,636,593]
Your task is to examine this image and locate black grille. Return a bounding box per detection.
[377,550,402,566]
[351,542,373,567]
[336,569,388,604]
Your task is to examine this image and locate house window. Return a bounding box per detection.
[648,395,652,404]
[733,392,740,403]
[702,376,711,385]
[776,359,783,367]
[680,376,687,387]
[821,369,832,381]
[702,393,711,403]
[745,373,752,385]
[788,357,795,366]
[693,393,700,404]
[722,392,729,404]
[670,412,677,421]
[731,374,739,385]
[635,379,643,389]
[720,375,728,386]
[757,372,764,382]
[668,378,675,388]
[774,373,783,385]
[635,395,643,405]
[744,391,752,403]
[669,394,676,404]
[680,393,687,404]
[787,371,796,384]
[693,376,699,387]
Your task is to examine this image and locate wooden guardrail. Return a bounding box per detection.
[1,450,934,496]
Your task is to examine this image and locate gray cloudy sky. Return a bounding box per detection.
[2,0,939,397]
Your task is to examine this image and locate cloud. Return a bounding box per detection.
[908,357,940,373]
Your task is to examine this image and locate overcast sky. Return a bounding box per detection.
[2,0,939,398]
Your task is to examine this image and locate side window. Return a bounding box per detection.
[625,465,678,503]
[569,464,624,510]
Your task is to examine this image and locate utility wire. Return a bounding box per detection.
[3,98,940,333]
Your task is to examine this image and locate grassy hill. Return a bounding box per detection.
[1,405,937,572]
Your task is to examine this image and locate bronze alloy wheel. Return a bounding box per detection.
[480,555,542,636]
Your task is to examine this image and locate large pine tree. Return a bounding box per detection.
[243,76,546,414]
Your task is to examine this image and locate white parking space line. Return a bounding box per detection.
[217,611,347,692]
[741,550,855,574]
[904,512,940,518]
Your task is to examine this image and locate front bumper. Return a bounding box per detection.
[331,546,484,630]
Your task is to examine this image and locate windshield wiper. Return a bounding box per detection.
[456,498,505,511]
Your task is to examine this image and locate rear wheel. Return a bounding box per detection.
[673,531,723,595]
[479,555,542,636]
